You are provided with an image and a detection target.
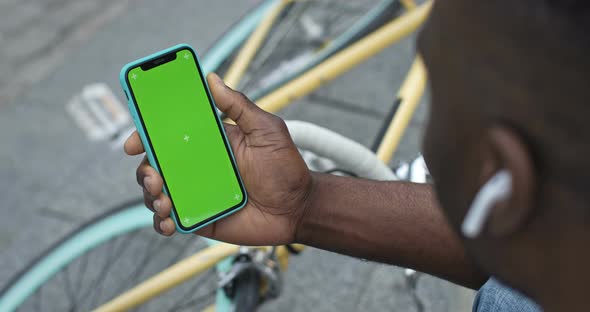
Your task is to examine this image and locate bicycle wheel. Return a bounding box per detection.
[216,0,403,101]
[0,202,223,312]
[232,267,262,312]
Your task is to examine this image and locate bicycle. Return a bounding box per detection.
[0,0,433,311]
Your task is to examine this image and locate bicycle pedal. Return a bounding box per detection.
[66,83,131,143]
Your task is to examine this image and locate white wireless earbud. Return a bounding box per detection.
[461,170,513,238]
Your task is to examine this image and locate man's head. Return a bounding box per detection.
[419,0,590,302]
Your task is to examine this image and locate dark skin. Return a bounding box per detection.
[125,1,590,310]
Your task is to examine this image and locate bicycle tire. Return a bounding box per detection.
[232,267,262,312]
[0,201,223,312]
[215,0,403,101]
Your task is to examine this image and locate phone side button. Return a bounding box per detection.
[129,104,139,124]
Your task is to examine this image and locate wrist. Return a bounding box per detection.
[294,171,323,244]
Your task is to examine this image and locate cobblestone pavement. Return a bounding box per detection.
[0,0,475,310]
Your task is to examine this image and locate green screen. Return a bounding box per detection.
[127,48,244,230]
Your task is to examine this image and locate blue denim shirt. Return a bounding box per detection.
[473,279,542,312]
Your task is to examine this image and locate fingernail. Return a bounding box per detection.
[160,220,168,232]
[153,200,161,214]
[143,176,151,190]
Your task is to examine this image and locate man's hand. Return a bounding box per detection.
[124,73,313,245]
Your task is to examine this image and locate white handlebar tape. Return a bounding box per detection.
[285,120,397,181]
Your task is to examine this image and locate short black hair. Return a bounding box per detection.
[541,0,590,32]
[492,0,590,213]
[545,0,589,11]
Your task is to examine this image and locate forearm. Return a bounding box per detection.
[297,172,488,290]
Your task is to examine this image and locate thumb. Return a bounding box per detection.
[207,73,274,134]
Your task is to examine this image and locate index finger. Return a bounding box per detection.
[124,131,145,155]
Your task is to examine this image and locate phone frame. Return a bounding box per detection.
[120,44,247,233]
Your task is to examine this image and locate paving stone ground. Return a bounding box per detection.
[0,0,475,310]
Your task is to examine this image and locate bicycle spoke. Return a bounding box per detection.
[84,234,119,309]
[169,287,217,312]
[240,2,312,91]
[85,229,139,309]
[34,282,42,312]
[166,235,202,268]
[250,1,310,71]
[76,233,117,304]
[93,229,153,307]
[169,269,217,311]
[73,246,88,299]
[59,266,77,311]
[112,232,169,297]
[236,0,384,97]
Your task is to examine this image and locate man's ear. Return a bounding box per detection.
[484,126,536,237]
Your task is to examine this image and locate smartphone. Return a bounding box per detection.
[120,44,247,233]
